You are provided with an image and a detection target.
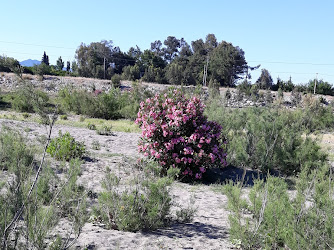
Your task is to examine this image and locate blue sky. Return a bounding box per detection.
[1,0,333,84]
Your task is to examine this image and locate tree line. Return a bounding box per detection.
[73,34,251,87]
[1,33,333,95]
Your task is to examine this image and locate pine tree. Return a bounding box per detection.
[41,51,49,65]
[66,61,71,72]
[56,56,64,71]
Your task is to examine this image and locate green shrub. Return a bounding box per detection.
[230,108,327,174]
[224,163,334,249]
[60,114,68,120]
[91,140,101,150]
[36,164,57,204]
[47,131,85,161]
[122,65,140,81]
[58,83,152,121]
[94,159,174,232]
[58,87,122,120]
[118,82,153,120]
[11,84,49,113]
[278,87,283,98]
[22,112,31,119]
[96,125,113,136]
[236,80,252,97]
[0,126,34,172]
[111,74,122,88]
[298,97,334,132]
[205,101,329,175]
[0,127,87,249]
[250,84,259,102]
[291,88,302,106]
[175,196,197,223]
[87,122,96,130]
[208,78,220,98]
[264,89,273,104]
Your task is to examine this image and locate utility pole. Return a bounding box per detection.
[202,55,209,86]
[245,67,249,81]
[104,57,106,79]
[313,73,318,95]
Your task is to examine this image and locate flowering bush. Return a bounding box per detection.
[135,89,227,180]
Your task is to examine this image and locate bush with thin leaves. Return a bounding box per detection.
[94,159,177,232]
[47,131,85,161]
[0,127,87,249]
[223,163,334,249]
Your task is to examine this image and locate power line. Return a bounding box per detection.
[270,71,334,77]
[0,40,75,50]
[1,50,74,58]
[248,60,334,66]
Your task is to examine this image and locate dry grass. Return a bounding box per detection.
[0,110,140,133]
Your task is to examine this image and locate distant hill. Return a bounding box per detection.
[20,59,41,67]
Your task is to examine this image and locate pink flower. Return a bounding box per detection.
[183,147,193,155]
[199,167,206,173]
[181,157,187,164]
[209,153,215,163]
[195,173,202,179]
[205,138,211,144]
[136,90,227,181]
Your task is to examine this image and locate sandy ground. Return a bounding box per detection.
[0,118,234,250]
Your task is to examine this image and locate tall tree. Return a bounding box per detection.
[71,60,78,75]
[140,50,166,70]
[185,39,207,84]
[66,61,71,72]
[209,41,248,86]
[150,40,163,57]
[41,51,49,65]
[75,40,113,78]
[112,47,135,74]
[127,46,142,61]
[163,36,180,63]
[191,39,206,55]
[165,62,183,85]
[56,56,64,71]
[75,40,134,78]
[256,69,273,89]
[204,33,218,54]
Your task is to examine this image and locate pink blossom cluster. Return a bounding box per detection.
[135,89,227,180]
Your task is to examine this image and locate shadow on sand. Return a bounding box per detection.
[145,221,229,240]
[202,165,266,186]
